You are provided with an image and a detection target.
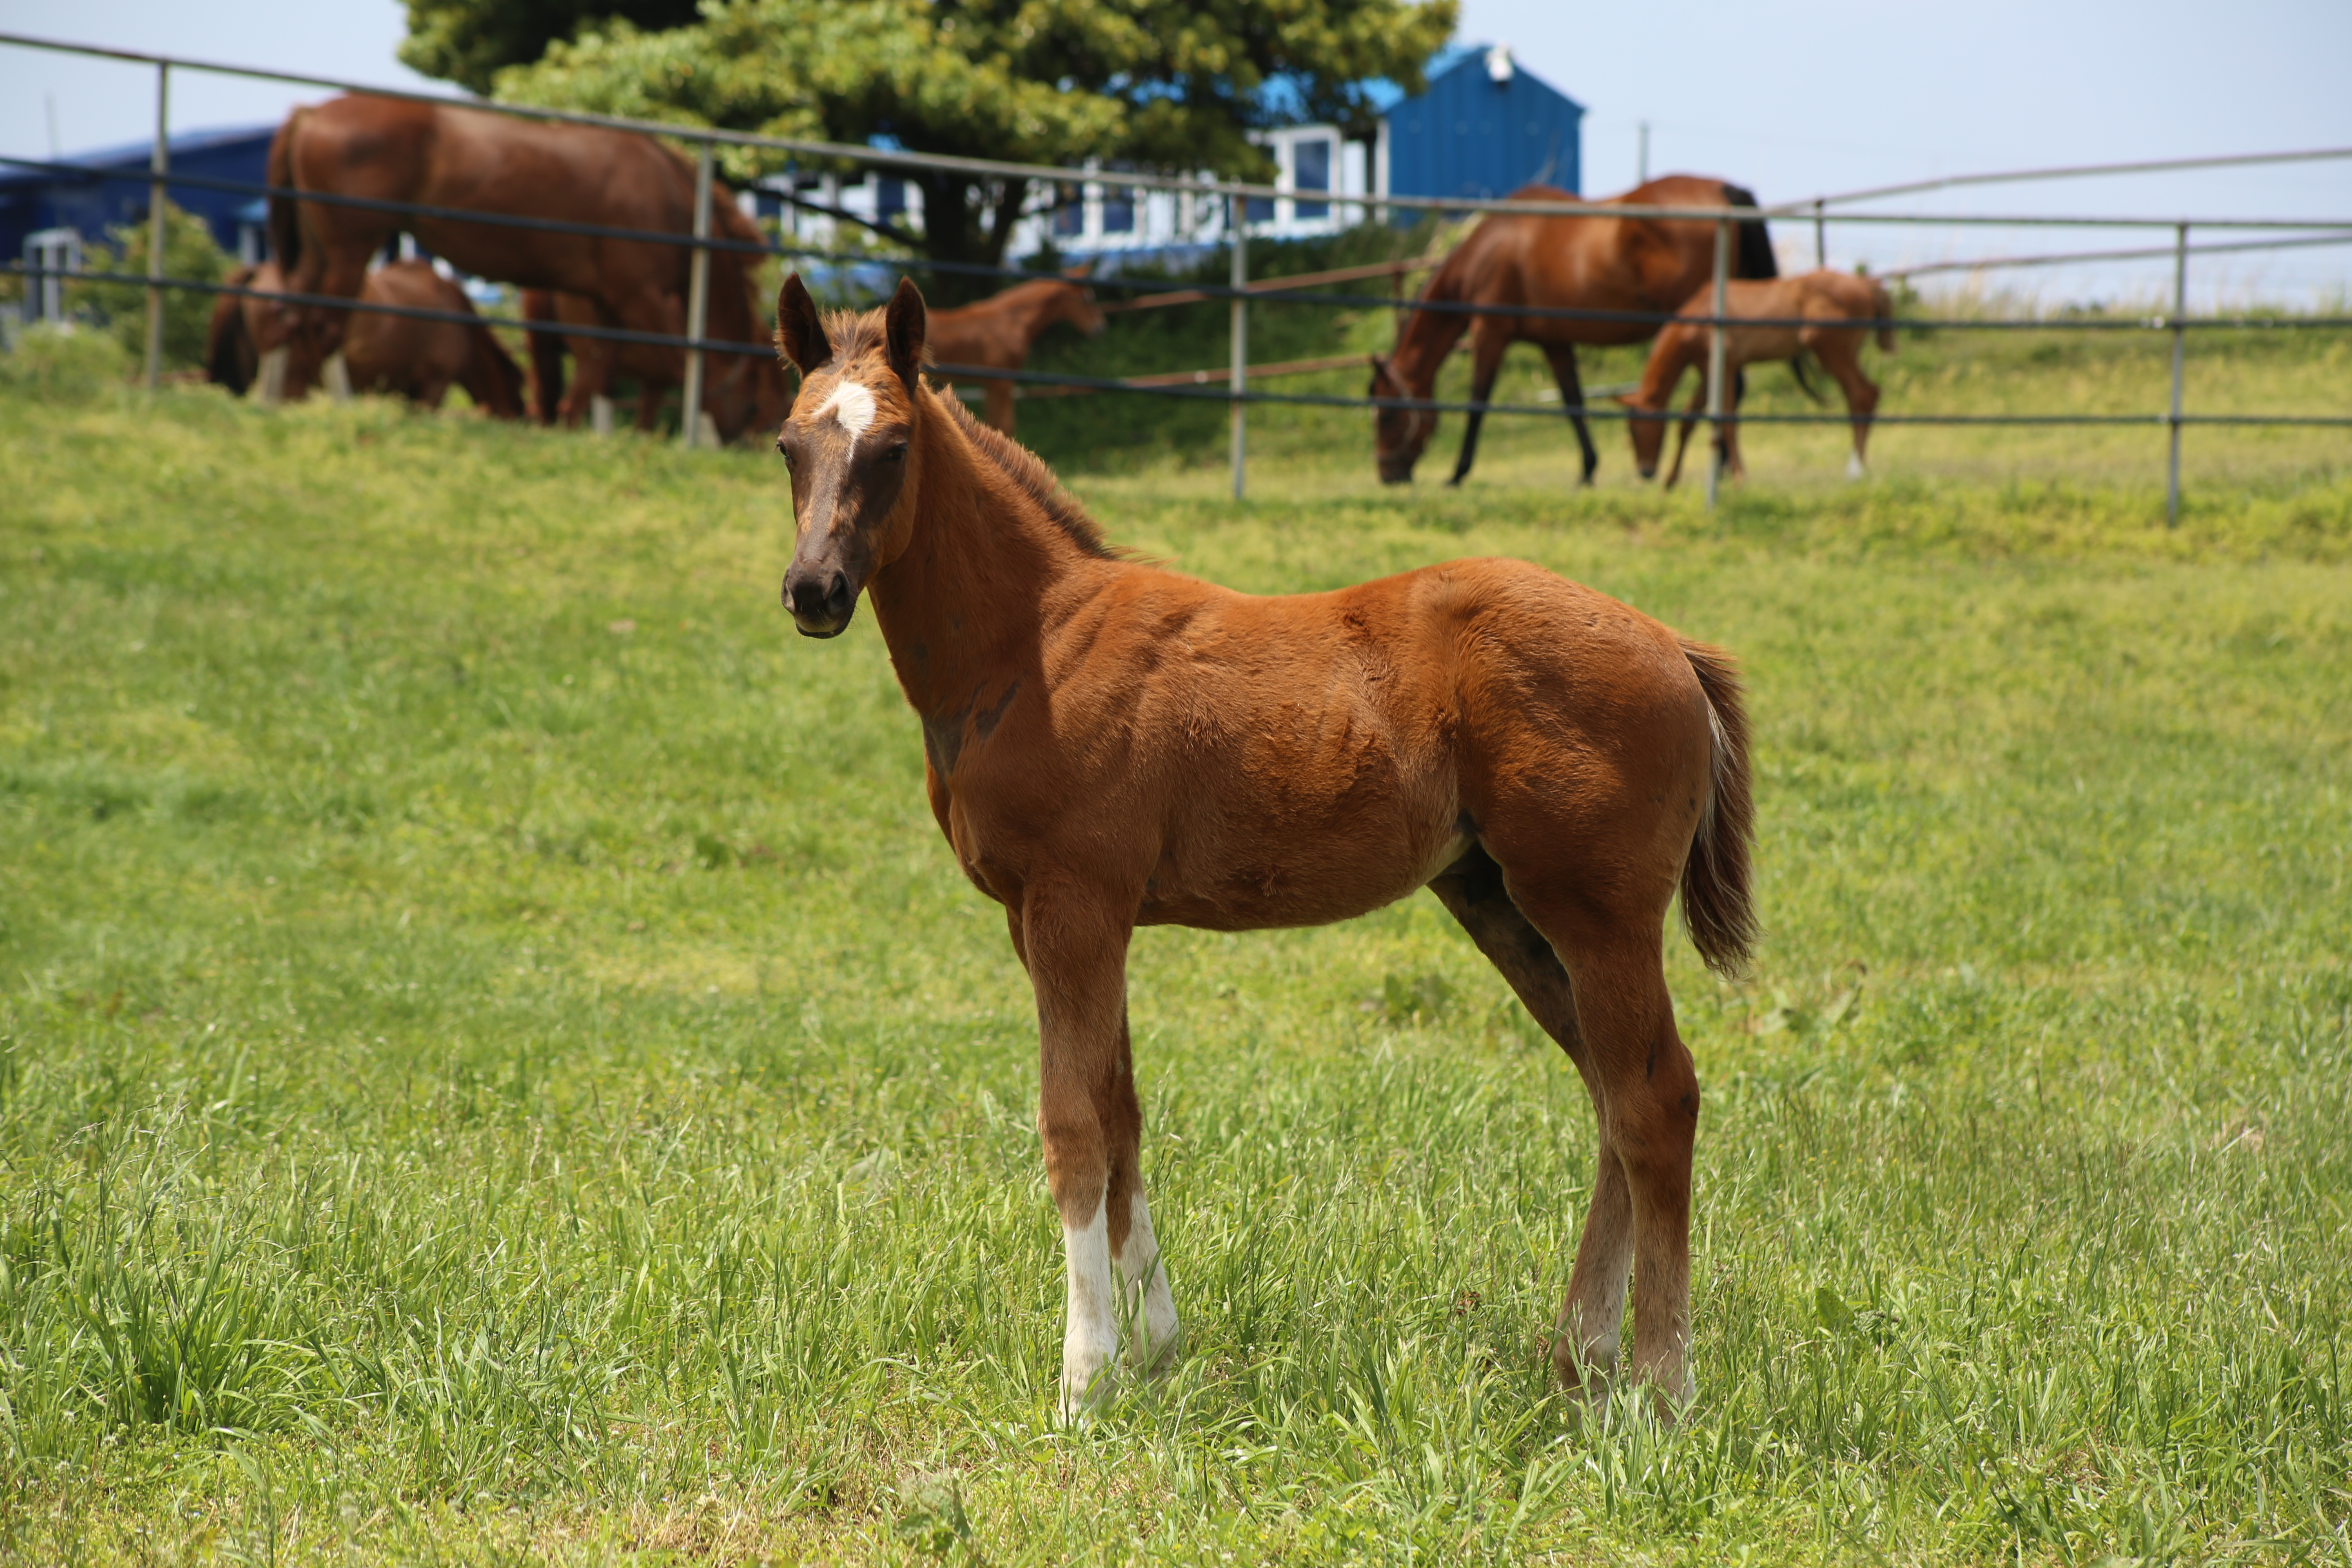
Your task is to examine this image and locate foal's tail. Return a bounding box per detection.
[1680,640,1757,978]
[1787,351,1826,404]
[1870,279,1899,354]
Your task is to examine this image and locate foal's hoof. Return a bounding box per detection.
[1057,1354,1117,1423]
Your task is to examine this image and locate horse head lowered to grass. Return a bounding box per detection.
[1370,175,1782,488]
[770,273,1757,1420]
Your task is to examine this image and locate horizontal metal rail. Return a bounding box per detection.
[18,263,2352,419]
[1883,229,2352,280]
[25,265,2347,430]
[6,32,2352,231]
[1810,146,2352,211]
[18,264,781,356]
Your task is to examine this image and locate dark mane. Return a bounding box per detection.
[934,384,1116,560]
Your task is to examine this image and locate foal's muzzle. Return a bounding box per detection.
[782,565,857,638]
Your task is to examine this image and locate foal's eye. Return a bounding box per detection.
[775,439,796,468]
[882,443,908,464]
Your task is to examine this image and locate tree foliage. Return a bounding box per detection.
[399,0,706,96]
[478,0,1457,272]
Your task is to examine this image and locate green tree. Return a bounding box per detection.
[399,0,706,96]
[477,0,1457,281]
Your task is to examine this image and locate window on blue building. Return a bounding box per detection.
[1053,183,1084,236]
[1293,138,1332,220]
[877,177,907,223]
[1100,182,1135,233]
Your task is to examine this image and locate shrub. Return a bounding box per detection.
[72,200,231,371]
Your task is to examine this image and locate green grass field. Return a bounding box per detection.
[1,319,2348,1564]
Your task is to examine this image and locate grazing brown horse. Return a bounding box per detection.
[521,270,793,443]
[922,277,1107,434]
[266,94,764,423]
[1619,270,1896,488]
[1369,176,1780,487]
[206,259,526,416]
[771,274,1757,1419]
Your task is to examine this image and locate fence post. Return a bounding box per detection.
[2165,221,2189,528]
[680,139,714,449]
[1814,198,1826,270]
[1230,192,1247,501]
[1704,215,1729,510]
[145,62,169,391]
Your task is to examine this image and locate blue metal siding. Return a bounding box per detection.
[1,126,275,262]
[1385,54,1583,200]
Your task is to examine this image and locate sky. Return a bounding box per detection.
[4,0,2349,305]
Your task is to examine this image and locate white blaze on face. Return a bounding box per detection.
[1116,1189,1180,1369]
[813,378,878,455]
[1060,1196,1118,1418]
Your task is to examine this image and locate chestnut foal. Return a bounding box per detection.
[773,274,1757,1419]
[923,277,1107,436]
[1619,269,1897,488]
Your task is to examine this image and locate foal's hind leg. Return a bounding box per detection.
[1428,848,1634,1400]
[1450,832,1702,1413]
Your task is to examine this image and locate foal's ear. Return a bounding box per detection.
[775,273,831,374]
[884,276,927,390]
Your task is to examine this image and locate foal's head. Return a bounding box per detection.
[1613,388,1672,481]
[772,273,927,638]
[1367,353,1436,484]
[1046,278,1108,339]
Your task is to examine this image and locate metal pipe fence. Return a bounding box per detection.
[7,31,2350,516]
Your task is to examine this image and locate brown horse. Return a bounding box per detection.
[1369,176,1780,487]
[206,259,526,416]
[771,274,1757,1419]
[923,277,1107,434]
[266,94,764,424]
[521,272,793,443]
[1618,270,1896,488]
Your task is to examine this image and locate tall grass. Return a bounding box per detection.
[0,330,2347,1562]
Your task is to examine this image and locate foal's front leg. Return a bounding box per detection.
[1014,893,1178,1416]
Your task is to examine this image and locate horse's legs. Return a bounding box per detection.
[1105,1003,1179,1371]
[1427,849,1633,1398]
[981,379,1016,435]
[1815,338,1880,477]
[1468,835,1700,1412]
[559,330,614,430]
[1722,372,1747,480]
[305,243,377,363]
[1539,344,1601,485]
[1011,891,1168,1416]
[634,381,667,433]
[1447,323,1512,488]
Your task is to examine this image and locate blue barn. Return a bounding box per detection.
[2,124,277,270]
[1380,45,1584,201]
